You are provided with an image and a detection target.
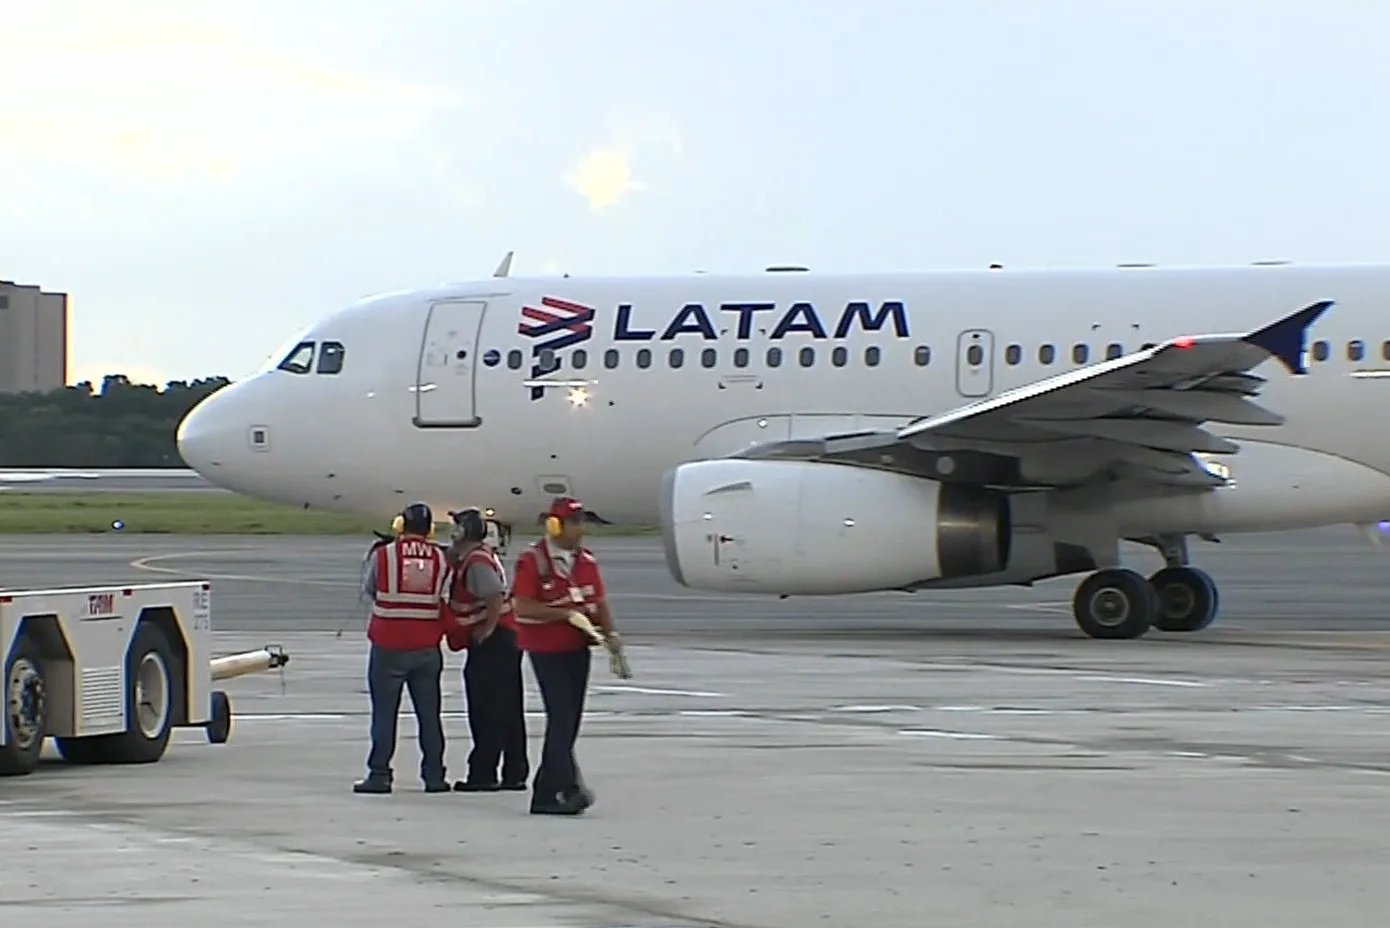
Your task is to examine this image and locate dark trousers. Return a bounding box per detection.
[528,647,591,799]
[462,626,529,784]
[365,644,446,784]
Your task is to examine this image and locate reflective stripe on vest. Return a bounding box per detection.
[514,540,595,624]
[447,547,514,624]
[372,539,447,622]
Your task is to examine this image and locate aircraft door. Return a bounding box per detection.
[955,329,995,398]
[414,300,487,428]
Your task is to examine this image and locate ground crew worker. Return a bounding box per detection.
[353,502,453,795]
[511,496,621,815]
[442,507,530,792]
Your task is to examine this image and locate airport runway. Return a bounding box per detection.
[0,468,220,493]
[3,529,1390,927]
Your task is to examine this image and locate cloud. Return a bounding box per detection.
[0,6,463,183]
[565,143,644,211]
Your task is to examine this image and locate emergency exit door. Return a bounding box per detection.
[414,300,487,428]
[955,329,995,398]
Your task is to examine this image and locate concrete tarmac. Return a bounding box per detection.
[2,528,1390,926]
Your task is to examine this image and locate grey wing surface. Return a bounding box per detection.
[734,301,1332,491]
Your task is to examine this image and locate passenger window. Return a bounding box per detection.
[1312,340,1329,362]
[277,341,315,374]
[603,348,619,369]
[701,347,717,368]
[1004,344,1021,365]
[799,346,815,367]
[316,341,345,375]
[1382,340,1390,362]
[1105,343,1123,360]
[1072,344,1089,364]
[538,348,557,372]
[569,348,587,370]
[1039,344,1055,365]
[636,348,652,369]
[865,346,881,366]
[669,347,685,368]
[832,346,847,367]
[913,345,931,366]
[1348,340,1365,362]
[766,347,782,368]
[966,345,984,366]
[734,347,749,368]
[507,349,523,370]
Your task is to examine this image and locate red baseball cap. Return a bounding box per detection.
[548,497,584,521]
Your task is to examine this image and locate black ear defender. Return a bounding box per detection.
[449,507,488,543]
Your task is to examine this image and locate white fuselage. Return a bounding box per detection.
[176,263,1390,536]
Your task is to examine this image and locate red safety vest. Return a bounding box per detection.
[513,539,604,654]
[367,536,450,651]
[443,544,517,651]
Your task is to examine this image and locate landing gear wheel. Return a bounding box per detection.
[1072,568,1157,639]
[207,690,232,745]
[1149,566,1219,632]
[1,632,47,776]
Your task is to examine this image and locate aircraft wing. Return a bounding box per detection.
[735,300,1333,490]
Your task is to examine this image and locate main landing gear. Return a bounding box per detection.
[1070,534,1221,640]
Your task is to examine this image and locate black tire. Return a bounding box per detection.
[207,690,231,744]
[1150,566,1220,632]
[55,622,181,765]
[1072,568,1157,639]
[0,632,46,776]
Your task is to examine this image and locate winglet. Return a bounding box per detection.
[1242,300,1334,375]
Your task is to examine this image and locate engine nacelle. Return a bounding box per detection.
[659,459,1011,595]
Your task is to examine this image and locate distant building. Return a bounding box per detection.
[0,278,68,394]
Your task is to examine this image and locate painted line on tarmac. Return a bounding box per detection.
[131,551,358,588]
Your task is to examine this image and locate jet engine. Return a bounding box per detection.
[659,459,1011,595]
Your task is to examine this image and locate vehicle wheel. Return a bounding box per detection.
[60,622,181,765]
[207,690,232,744]
[0,632,46,776]
[1072,568,1157,639]
[1150,566,1219,632]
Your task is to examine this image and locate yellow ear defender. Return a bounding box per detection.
[391,515,405,535]
[545,515,562,536]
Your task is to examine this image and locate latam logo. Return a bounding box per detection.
[517,297,596,400]
[515,296,910,401]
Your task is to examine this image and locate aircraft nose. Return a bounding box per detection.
[176,384,243,480]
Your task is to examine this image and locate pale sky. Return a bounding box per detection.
[2,0,1389,386]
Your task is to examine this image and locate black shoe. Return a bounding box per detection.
[353,778,392,794]
[567,785,595,811]
[530,792,584,815]
[423,780,452,793]
[499,779,528,792]
[453,780,500,793]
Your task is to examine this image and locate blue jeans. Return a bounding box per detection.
[365,644,446,784]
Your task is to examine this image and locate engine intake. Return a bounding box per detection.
[660,459,1010,595]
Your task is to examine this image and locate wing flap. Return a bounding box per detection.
[1091,387,1284,426]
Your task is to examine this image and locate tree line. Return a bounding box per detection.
[0,375,230,468]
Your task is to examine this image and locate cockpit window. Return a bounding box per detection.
[277,341,315,374]
[317,341,345,375]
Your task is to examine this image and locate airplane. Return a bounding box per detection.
[174,259,1390,641]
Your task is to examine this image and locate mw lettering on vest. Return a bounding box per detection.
[373,539,447,623]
